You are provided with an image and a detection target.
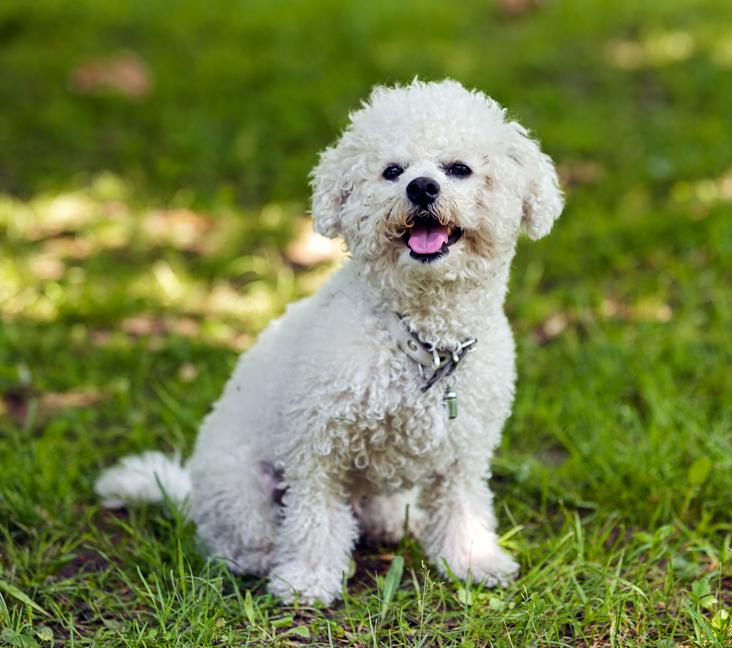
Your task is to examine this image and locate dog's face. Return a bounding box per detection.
[311,80,563,284]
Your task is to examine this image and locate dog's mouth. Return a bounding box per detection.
[401,213,463,263]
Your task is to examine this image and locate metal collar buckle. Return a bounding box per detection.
[386,312,477,393]
[420,336,476,393]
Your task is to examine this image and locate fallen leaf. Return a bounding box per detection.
[497,0,546,18]
[70,51,151,98]
[40,389,104,412]
[28,254,65,280]
[534,312,569,344]
[121,315,161,336]
[42,236,93,260]
[558,161,604,187]
[285,219,346,267]
[142,208,213,251]
[121,315,201,338]
[178,362,198,382]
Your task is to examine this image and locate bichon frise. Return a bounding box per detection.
[96,79,563,604]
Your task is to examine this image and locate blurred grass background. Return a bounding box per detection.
[1,0,731,645]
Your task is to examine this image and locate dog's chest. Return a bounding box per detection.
[326,354,463,493]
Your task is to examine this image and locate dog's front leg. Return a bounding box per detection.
[268,475,358,604]
[419,467,518,587]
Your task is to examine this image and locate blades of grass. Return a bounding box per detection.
[153,382,199,430]
[0,579,49,617]
[177,538,187,597]
[499,525,525,543]
[574,511,585,563]
[243,590,256,627]
[570,572,588,606]
[285,625,310,639]
[0,598,9,630]
[584,564,648,600]
[379,554,404,622]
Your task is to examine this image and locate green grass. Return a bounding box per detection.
[1,0,731,645]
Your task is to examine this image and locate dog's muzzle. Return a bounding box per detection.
[401,212,463,263]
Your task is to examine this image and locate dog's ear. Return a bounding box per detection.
[506,122,564,240]
[310,143,350,239]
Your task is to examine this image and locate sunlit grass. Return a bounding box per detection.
[0,173,343,348]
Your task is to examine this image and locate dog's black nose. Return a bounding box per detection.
[406,176,440,206]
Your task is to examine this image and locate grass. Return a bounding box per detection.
[1,0,731,645]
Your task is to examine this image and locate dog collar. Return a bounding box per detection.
[386,312,477,396]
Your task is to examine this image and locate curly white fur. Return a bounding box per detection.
[96,79,563,604]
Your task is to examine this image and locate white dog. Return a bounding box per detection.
[96,79,563,604]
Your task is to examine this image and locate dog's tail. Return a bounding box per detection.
[95,451,191,509]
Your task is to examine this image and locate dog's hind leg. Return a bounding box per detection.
[352,489,424,544]
[268,471,359,604]
[188,447,280,576]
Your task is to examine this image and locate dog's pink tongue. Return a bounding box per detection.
[408,222,449,254]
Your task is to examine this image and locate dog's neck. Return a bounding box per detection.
[352,256,513,349]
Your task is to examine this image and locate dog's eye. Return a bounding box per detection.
[445,162,472,178]
[382,164,404,181]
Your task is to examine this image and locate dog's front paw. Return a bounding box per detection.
[268,561,344,605]
[464,541,519,588]
[436,530,519,588]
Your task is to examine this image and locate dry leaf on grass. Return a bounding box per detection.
[600,298,673,323]
[121,315,201,337]
[70,51,151,98]
[534,312,569,344]
[40,389,105,412]
[142,209,214,251]
[178,363,198,382]
[558,161,604,187]
[28,254,65,280]
[497,0,547,17]
[42,236,94,260]
[285,220,347,267]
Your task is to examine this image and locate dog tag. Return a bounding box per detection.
[444,388,458,419]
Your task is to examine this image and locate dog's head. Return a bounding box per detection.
[311,79,563,284]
